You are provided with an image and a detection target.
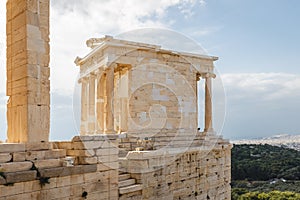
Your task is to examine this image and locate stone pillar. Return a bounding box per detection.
[88,74,96,134]
[6,0,50,143]
[80,78,88,135]
[119,67,129,132]
[204,74,213,132]
[97,74,105,133]
[105,67,115,133]
[94,72,100,134]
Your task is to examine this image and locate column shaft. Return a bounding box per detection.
[204,76,213,132]
[88,75,96,134]
[105,67,115,133]
[80,79,88,135]
[97,74,105,133]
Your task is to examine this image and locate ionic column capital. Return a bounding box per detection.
[200,72,216,79]
[78,76,89,84]
[89,73,97,78]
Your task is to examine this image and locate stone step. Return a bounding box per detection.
[119,191,142,200]
[119,184,143,195]
[119,178,136,188]
[119,173,130,181]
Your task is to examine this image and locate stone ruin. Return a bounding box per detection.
[0,0,232,199]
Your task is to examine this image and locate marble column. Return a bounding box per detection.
[88,74,96,134]
[97,74,105,133]
[94,72,99,134]
[105,67,115,133]
[204,74,213,132]
[80,77,89,135]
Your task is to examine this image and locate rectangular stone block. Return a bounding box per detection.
[0,143,25,153]
[44,149,66,159]
[39,165,97,178]
[68,165,97,176]
[11,39,26,57]
[25,150,45,160]
[12,152,26,162]
[38,167,66,178]
[40,186,71,199]
[97,154,118,163]
[26,0,38,13]
[55,176,71,188]
[11,94,27,107]
[71,135,118,142]
[26,11,39,26]
[27,105,50,143]
[12,11,26,30]
[97,163,112,172]
[33,159,62,169]
[0,181,24,197]
[76,156,98,165]
[25,149,66,161]
[96,148,118,156]
[0,153,12,163]
[70,174,84,185]
[4,170,37,184]
[67,149,95,157]
[0,161,32,172]
[52,142,71,150]
[70,141,103,150]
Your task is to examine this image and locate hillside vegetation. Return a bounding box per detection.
[231,144,300,200]
[232,144,300,181]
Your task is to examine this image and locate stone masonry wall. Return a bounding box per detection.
[0,135,231,200]
[0,136,118,200]
[120,135,232,200]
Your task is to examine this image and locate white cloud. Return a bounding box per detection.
[49,0,206,94]
[0,0,206,95]
[178,0,206,18]
[190,26,223,37]
[222,73,300,102]
[220,73,300,139]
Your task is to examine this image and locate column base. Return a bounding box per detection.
[94,130,105,135]
[204,128,214,133]
[104,130,116,134]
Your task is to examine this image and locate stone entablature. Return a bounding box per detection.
[76,36,217,80]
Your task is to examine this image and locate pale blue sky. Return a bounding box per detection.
[0,0,299,141]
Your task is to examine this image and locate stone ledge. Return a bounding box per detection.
[25,142,52,151]
[71,134,119,142]
[38,164,97,178]
[54,140,118,150]
[0,144,25,153]
[3,170,37,184]
[25,149,66,161]
[0,161,33,173]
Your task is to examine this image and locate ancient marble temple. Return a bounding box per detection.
[75,36,215,137]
